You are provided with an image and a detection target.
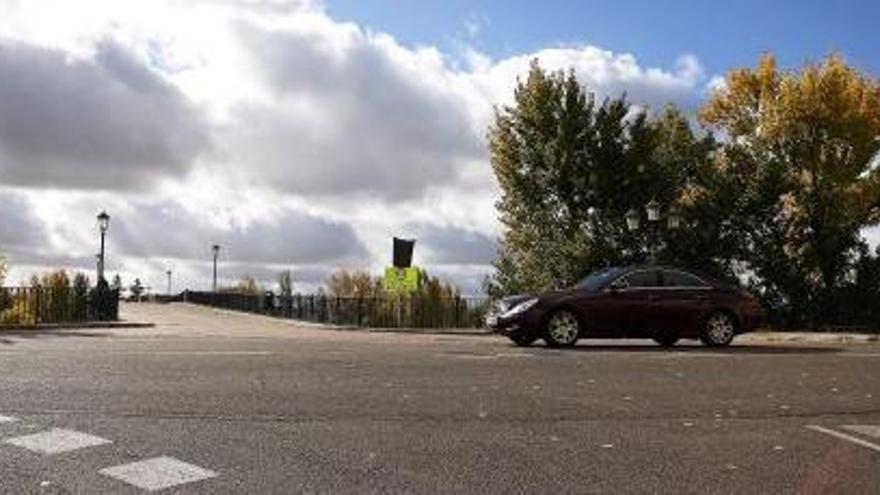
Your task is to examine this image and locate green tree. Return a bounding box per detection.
[488,61,722,296]
[700,54,880,325]
[72,273,90,318]
[0,253,6,286]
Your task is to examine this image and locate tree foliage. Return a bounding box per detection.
[488,61,724,297]
[219,275,262,295]
[700,54,880,325]
[324,268,459,299]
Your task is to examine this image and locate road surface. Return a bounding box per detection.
[1,303,878,493]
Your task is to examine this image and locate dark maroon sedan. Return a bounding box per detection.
[486,266,766,347]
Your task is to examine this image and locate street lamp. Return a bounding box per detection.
[626,200,681,264]
[166,269,173,296]
[96,211,110,282]
[625,208,641,232]
[212,244,220,292]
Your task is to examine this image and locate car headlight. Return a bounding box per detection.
[501,298,539,318]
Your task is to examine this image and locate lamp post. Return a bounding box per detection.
[96,211,110,283]
[166,270,173,296]
[626,200,682,264]
[212,244,220,292]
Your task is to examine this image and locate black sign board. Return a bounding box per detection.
[393,237,415,268]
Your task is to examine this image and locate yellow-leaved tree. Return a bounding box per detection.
[700,54,880,326]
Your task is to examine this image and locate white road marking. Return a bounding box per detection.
[4,428,111,454]
[0,415,18,424]
[100,456,218,492]
[841,425,880,439]
[118,351,273,356]
[806,425,880,453]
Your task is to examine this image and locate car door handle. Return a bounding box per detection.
[647,294,659,301]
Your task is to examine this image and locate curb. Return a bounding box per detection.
[0,322,155,332]
[740,332,879,344]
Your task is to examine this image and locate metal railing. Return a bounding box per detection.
[0,287,119,325]
[181,291,490,329]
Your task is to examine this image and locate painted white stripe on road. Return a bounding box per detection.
[842,425,880,439]
[118,351,273,356]
[4,428,111,454]
[100,456,218,492]
[0,415,18,424]
[806,425,880,453]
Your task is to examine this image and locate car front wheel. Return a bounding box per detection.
[544,310,580,348]
[653,332,680,347]
[509,333,538,347]
[700,312,736,347]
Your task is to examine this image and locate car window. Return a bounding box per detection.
[576,267,627,291]
[662,270,708,288]
[614,270,659,289]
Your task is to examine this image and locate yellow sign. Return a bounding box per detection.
[383,266,420,294]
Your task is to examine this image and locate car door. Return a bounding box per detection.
[657,269,712,336]
[600,269,661,337]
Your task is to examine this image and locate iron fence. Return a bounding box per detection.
[182,291,490,329]
[0,286,119,325]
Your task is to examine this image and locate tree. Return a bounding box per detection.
[110,274,122,292]
[72,273,90,318]
[219,275,262,295]
[487,61,724,297]
[700,54,880,325]
[325,269,382,297]
[0,253,6,286]
[129,278,145,301]
[278,270,293,297]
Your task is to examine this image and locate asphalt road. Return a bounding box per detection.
[1,303,878,494]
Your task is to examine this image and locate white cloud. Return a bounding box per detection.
[0,0,711,294]
[0,38,209,190]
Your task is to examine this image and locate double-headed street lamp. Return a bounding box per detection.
[212,244,221,292]
[96,211,110,283]
[625,200,682,264]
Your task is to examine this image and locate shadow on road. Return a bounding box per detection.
[516,343,844,355]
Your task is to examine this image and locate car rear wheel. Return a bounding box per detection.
[544,310,580,347]
[700,312,736,347]
[653,332,680,347]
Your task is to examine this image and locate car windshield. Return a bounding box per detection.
[575,267,627,291]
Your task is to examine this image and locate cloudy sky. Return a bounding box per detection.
[0,0,875,294]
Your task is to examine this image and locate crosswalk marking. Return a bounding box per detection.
[841,425,880,439]
[100,456,218,492]
[4,428,112,454]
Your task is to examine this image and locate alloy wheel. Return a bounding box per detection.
[702,312,735,346]
[546,311,580,347]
